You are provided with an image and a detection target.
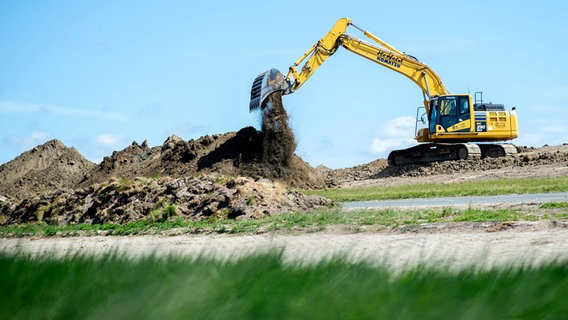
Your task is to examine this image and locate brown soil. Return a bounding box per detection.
[1,91,567,225]
[327,144,568,188]
[1,175,333,225]
[261,92,297,166]
[0,140,96,199]
[0,93,330,224]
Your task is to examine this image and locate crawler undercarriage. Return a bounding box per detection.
[387,143,518,166]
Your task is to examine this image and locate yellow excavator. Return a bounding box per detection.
[249,18,518,165]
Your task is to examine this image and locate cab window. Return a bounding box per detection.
[458,96,469,115]
[439,97,457,116]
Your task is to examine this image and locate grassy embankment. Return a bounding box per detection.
[1,252,567,319]
[1,176,567,237]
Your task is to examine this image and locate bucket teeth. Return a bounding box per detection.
[249,68,290,112]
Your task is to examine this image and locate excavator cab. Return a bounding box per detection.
[419,93,517,145]
[428,95,472,134]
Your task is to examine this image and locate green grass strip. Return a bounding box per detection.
[304,176,568,202]
[1,206,552,237]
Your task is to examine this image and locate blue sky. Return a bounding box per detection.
[1,1,567,169]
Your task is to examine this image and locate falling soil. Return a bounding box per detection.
[261,91,297,167]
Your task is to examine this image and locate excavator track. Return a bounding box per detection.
[388,143,481,166]
[388,143,518,166]
[478,143,518,158]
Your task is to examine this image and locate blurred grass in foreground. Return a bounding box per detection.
[1,252,566,319]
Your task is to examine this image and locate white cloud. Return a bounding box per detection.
[368,116,416,156]
[96,134,125,148]
[0,100,128,121]
[3,130,52,150]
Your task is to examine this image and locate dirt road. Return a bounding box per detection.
[3,222,568,271]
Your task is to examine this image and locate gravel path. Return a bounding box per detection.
[3,224,568,271]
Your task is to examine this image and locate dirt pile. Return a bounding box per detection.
[0,140,95,199]
[0,175,334,225]
[242,91,327,190]
[0,129,324,202]
[84,124,324,190]
[318,159,389,186]
[374,144,568,179]
[86,128,265,185]
[0,92,332,224]
[325,144,568,186]
[81,93,322,191]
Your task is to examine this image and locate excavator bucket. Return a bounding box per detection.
[249,68,290,111]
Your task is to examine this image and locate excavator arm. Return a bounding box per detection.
[285,17,351,93]
[249,18,449,112]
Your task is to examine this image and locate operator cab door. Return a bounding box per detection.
[428,98,438,134]
[429,96,470,133]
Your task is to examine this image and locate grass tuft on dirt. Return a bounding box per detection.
[1,251,567,319]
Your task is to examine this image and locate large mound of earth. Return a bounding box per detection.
[0,123,324,202]
[0,140,96,200]
[0,93,334,224]
[87,126,323,190]
[1,89,567,225]
[1,175,334,225]
[2,133,567,198]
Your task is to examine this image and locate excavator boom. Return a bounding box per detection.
[250,18,448,112]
